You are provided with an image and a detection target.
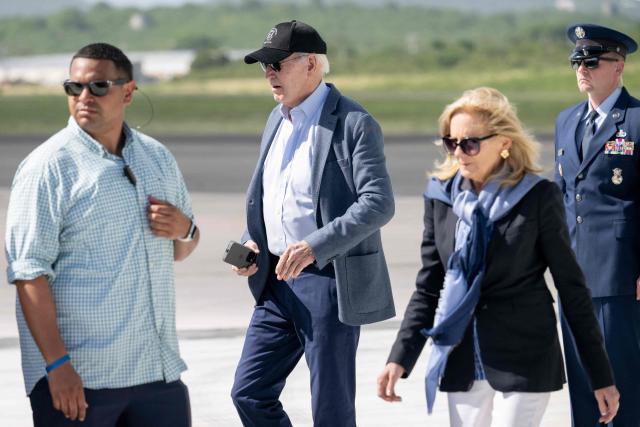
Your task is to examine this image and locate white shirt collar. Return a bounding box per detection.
[586,87,622,120]
[279,81,329,123]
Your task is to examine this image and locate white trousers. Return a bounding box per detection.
[447,380,550,427]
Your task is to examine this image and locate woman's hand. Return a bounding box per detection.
[377,362,406,402]
[594,385,620,424]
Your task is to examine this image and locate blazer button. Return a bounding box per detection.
[577,173,584,180]
[576,216,583,224]
[575,194,582,202]
[248,199,254,205]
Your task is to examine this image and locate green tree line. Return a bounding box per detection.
[2,2,640,76]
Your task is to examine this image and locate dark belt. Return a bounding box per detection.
[268,252,335,279]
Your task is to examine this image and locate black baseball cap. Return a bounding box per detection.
[244,20,327,65]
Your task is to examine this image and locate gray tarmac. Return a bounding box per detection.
[0,136,570,426]
[0,134,557,195]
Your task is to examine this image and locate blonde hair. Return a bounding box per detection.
[432,87,541,187]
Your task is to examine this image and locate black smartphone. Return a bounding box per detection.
[223,241,257,268]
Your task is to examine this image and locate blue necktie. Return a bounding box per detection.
[580,110,599,160]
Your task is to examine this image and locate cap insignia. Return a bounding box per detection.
[575,26,586,39]
[264,28,277,44]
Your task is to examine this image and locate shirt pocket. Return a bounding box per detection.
[142,170,178,206]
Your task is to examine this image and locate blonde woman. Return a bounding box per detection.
[377,87,619,426]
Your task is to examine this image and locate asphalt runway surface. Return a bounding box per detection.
[0,134,557,195]
[0,134,570,426]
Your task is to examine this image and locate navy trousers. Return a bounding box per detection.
[231,267,360,427]
[29,377,191,427]
[561,296,640,427]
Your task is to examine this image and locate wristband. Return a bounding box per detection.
[45,354,70,374]
[178,221,197,242]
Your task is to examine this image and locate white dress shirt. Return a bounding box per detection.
[586,86,622,131]
[262,82,330,255]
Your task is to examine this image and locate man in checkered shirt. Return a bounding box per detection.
[5,43,199,426]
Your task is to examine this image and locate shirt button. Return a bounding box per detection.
[575,194,582,202]
[576,216,583,224]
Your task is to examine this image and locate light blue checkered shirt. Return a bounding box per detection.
[5,117,192,394]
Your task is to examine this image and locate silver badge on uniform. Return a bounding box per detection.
[558,163,564,177]
[612,168,623,185]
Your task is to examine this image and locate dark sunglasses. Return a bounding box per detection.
[63,79,129,97]
[259,54,308,73]
[442,134,496,156]
[570,56,618,70]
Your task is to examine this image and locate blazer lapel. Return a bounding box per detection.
[579,89,629,174]
[311,84,339,210]
[564,104,585,170]
[248,111,281,205]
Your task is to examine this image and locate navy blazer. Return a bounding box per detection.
[242,83,395,326]
[388,180,613,392]
[555,87,640,297]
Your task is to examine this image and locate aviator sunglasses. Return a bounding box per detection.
[259,54,309,72]
[63,79,129,97]
[570,56,618,70]
[442,134,496,156]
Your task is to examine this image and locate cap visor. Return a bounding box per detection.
[244,47,291,64]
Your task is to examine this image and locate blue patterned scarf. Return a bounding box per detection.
[421,170,542,413]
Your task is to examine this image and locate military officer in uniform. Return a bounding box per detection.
[555,23,640,426]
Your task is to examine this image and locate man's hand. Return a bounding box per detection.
[594,385,620,424]
[15,277,87,420]
[377,362,405,402]
[232,240,259,277]
[47,362,88,421]
[636,276,640,301]
[148,196,191,240]
[275,241,315,281]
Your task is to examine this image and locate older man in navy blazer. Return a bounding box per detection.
[555,23,640,426]
[229,20,395,427]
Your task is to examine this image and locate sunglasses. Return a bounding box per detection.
[570,56,618,70]
[259,54,309,72]
[63,79,129,97]
[442,134,496,156]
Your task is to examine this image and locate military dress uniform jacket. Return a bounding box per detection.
[555,87,640,297]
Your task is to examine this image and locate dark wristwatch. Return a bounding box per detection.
[177,220,197,242]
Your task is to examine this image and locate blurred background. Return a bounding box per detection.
[2,0,640,135]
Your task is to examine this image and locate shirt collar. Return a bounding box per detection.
[279,81,330,123]
[586,87,622,119]
[67,116,134,157]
